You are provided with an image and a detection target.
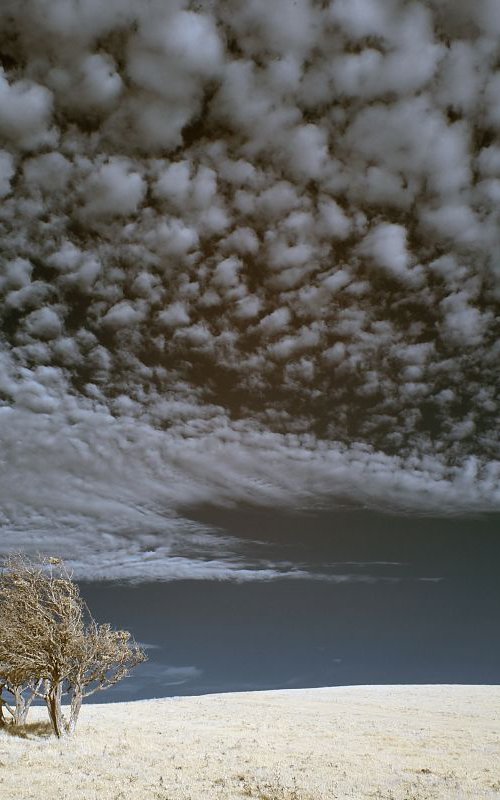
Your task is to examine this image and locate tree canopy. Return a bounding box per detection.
[0,554,146,736]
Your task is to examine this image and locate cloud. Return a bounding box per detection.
[0,67,55,150]
[23,307,63,340]
[0,150,15,197]
[80,158,146,219]
[0,0,499,579]
[357,223,419,285]
[110,662,203,695]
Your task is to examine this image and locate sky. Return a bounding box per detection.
[0,0,499,695]
[81,507,500,700]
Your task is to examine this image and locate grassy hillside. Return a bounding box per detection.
[0,686,499,799]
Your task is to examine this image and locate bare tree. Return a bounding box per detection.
[0,554,146,737]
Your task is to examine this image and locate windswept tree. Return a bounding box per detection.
[0,555,84,736]
[0,554,146,737]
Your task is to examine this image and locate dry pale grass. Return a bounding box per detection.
[1,685,499,800]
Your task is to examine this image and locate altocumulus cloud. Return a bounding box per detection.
[0,0,499,580]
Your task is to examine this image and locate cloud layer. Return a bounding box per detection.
[1,0,499,578]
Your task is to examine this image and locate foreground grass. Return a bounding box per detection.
[0,685,499,799]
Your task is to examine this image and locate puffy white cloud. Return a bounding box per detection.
[358,223,416,283]
[258,181,300,219]
[419,204,481,246]
[222,227,260,256]
[124,96,191,151]
[317,200,352,240]
[175,323,212,348]
[0,68,55,150]
[267,240,315,272]
[4,281,52,312]
[258,307,291,336]
[346,97,472,199]
[52,336,83,366]
[81,158,146,217]
[23,307,62,340]
[48,53,123,117]
[212,257,242,289]
[23,152,72,193]
[76,53,123,108]
[158,302,190,328]
[285,124,329,180]
[233,294,262,320]
[434,42,483,115]
[439,292,490,347]
[322,269,351,294]
[270,324,322,360]
[157,11,223,75]
[332,5,445,99]
[226,0,320,57]
[329,0,395,40]
[154,161,192,206]
[102,301,145,329]
[324,342,346,365]
[147,218,199,258]
[0,258,32,290]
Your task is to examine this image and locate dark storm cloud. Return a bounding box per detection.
[1,0,499,579]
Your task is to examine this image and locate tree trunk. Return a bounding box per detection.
[46,682,65,738]
[12,686,32,726]
[67,688,82,735]
[0,685,15,727]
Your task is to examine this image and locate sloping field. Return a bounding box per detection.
[1,685,499,800]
